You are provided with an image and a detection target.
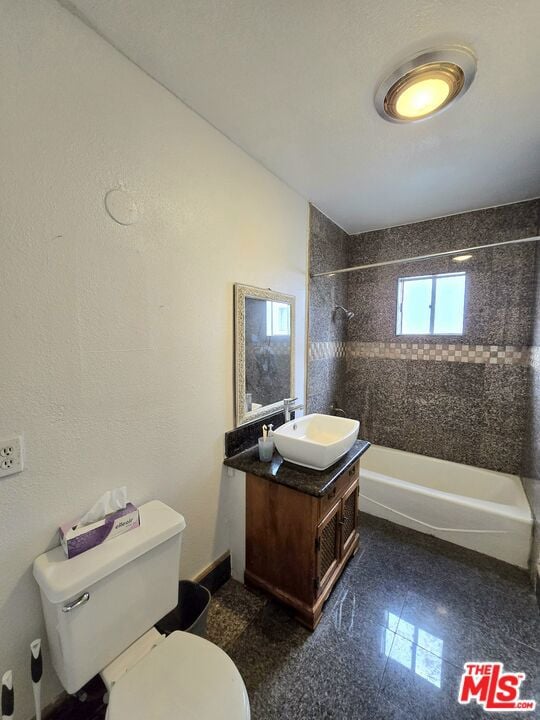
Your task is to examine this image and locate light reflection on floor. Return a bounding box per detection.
[384,612,443,688]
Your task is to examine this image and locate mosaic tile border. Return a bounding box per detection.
[309,341,346,361]
[309,341,533,366]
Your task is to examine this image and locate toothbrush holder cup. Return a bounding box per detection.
[258,437,274,462]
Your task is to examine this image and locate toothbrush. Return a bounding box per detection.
[1,670,13,720]
[31,639,42,720]
[262,425,268,439]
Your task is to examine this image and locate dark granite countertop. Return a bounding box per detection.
[223,439,371,497]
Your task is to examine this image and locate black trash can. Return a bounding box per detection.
[156,580,211,638]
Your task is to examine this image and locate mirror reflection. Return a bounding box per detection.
[235,284,295,426]
[244,298,291,412]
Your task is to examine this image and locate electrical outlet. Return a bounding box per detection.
[0,436,23,478]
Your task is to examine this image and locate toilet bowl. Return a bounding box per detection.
[33,501,250,719]
[106,631,249,719]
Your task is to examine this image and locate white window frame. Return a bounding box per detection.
[396,271,465,336]
[266,301,291,337]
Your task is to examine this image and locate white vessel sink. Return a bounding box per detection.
[272,413,359,470]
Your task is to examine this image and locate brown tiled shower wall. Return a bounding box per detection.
[307,199,540,476]
[307,206,349,416]
[522,250,540,584]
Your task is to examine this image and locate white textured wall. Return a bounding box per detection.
[0,1,308,716]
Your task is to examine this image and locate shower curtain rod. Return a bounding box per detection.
[310,235,540,278]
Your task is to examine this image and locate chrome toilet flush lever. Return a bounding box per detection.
[62,592,90,613]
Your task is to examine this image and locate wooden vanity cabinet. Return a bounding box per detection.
[245,461,360,630]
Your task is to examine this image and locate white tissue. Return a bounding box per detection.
[76,486,128,528]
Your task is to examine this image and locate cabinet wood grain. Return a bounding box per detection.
[245,462,360,629]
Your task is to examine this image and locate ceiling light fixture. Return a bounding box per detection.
[375,47,476,123]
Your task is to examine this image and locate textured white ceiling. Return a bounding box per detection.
[61,0,540,233]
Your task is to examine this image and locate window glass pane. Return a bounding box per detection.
[266,301,290,336]
[274,303,290,335]
[273,302,290,336]
[400,277,432,334]
[433,274,465,334]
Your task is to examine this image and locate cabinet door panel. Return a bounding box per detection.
[316,504,340,593]
[340,480,359,557]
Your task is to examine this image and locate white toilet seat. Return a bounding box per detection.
[106,631,250,720]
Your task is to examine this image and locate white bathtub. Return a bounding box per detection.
[359,445,533,568]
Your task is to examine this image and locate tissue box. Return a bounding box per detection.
[60,503,140,559]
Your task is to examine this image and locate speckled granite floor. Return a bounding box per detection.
[222,515,540,720]
[206,575,267,650]
[48,514,539,720]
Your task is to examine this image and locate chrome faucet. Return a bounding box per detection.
[283,397,303,422]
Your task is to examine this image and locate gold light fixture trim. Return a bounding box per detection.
[375,47,476,123]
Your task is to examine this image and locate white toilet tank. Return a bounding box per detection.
[33,500,186,694]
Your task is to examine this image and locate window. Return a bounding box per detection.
[266,301,290,336]
[396,272,465,335]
